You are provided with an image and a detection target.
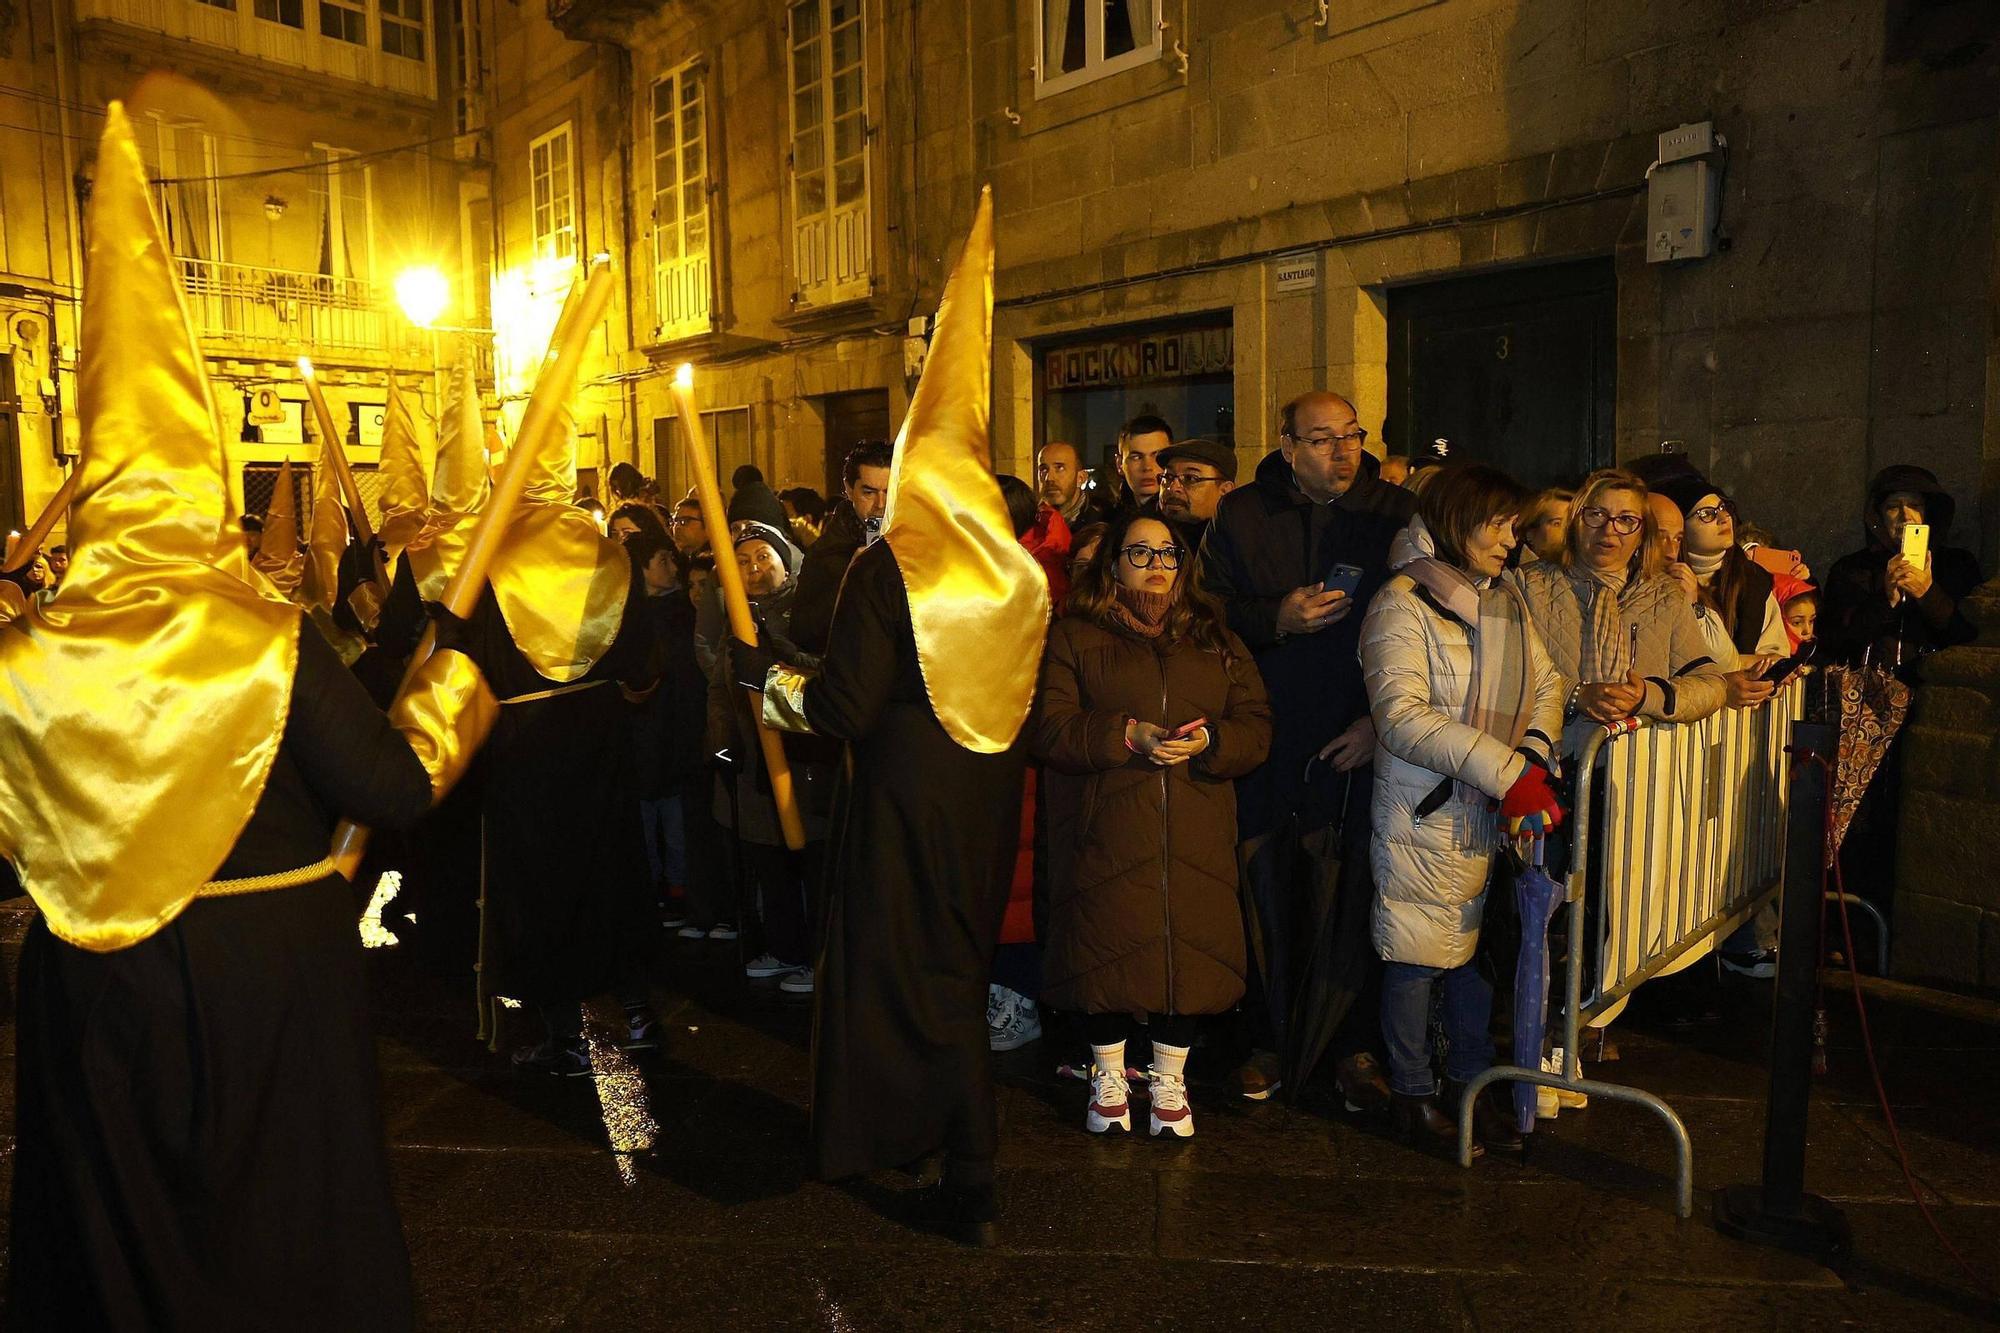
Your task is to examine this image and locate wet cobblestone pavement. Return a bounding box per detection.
[4,900,1999,1330]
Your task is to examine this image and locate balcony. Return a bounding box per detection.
[546,0,662,43]
[75,0,436,101]
[178,256,391,357]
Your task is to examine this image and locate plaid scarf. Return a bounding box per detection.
[1576,564,1631,684]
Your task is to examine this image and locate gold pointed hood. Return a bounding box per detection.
[406,351,491,602]
[251,458,305,596]
[488,400,628,681]
[303,428,349,612]
[881,189,1048,752]
[375,385,432,552]
[0,102,299,951]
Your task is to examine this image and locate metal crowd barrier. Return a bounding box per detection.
[1457,675,1806,1218]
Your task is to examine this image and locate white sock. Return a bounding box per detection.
[1090,1040,1126,1076]
[1151,1042,1190,1080]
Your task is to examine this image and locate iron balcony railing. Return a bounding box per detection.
[176,256,390,355]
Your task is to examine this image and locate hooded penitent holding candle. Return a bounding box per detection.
[733,190,1048,1244]
[0,103,498,1330]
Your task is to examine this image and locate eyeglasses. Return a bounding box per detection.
[669,515,703,528]
[1120,544,1183,570]
[1285,428,1369,450]
[1161,471,1222,490]
[1577,506,1644,536]
[1687,499,1737,525]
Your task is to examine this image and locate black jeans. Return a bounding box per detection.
[1083,1011,1198,1050]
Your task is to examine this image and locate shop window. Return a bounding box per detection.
[380,0,426,60]
[530,123,578,265]
[320,0,366,44]
[1036,0,1159,98]
[654,406,751,502]
[651,61,712,341]
[786,0,871,308]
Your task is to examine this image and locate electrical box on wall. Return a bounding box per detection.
[1647,121,1722,264]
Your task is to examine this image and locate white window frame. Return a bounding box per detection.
[529,122,578,266]
[785,0,871,308]
[650,60,712,341]
[318,0,367,45]
[144,115,227,263]
[1034,0,1162,99]
[314,144,376,281]
[379,0,425,61]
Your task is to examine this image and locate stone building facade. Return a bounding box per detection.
[507,0,1997,576]
[0,0,480,532]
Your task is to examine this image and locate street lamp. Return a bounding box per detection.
[393,265,450,329]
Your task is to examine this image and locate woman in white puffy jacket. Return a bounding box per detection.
[1360,464,1565,1156]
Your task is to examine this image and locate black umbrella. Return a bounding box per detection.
[1281,763,1363,1100]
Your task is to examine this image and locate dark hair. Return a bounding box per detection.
[1418,464,1529,570]
[624,532,672,575]
[1066,511,1240,672]
[1068,521,1107,566]
[783,486,828,522]
[1119,414,1173,445]
[841,440,894,489]
[996,474,1038,538]
[608,501,670,544]
[674,496,702,516]
[731,464,765,489]
[1783,588,1819,610]
[608,461,649,499]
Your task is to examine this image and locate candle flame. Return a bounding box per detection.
[673,362,694,390]
[297,357,315,379]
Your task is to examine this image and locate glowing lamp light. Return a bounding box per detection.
[394,266,451,329]
[674,362,695,390]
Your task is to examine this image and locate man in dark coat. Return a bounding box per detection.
[1198,391,1415,1107]
[792,440,892,654]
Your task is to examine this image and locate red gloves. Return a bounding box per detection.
[1500,763,1564,839]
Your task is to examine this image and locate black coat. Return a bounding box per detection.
[10,621,433,1330]
[801,540,1025,1181]
[792,500,865,655]
[1821,464,1983,675]
[633,586,706,798]
[1197,449,1415,837]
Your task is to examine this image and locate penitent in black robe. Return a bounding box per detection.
[804,541,1027,1181]
[461,570,657,1012]
[8,621,434,1331]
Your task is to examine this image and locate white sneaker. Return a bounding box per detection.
[707,922,739,941]
[986,984,1007,1028]
[989,997,1041,1052]
[677,924,708,940]
[744,952,790,979]
[1085,1064,1131,1134]
[1148,1070,1195,1138]
[779,966,815,995]
[1538,1049,1588,1119]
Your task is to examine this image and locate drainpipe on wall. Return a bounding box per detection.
[611,43,642,476]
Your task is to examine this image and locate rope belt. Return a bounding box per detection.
[198,856,338,898]
[500,679,610,706]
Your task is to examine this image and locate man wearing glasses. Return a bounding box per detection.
[1199,390,1414,1109]
[1156,436,1237,547]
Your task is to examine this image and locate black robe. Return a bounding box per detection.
[803,541,1026,1180]
[9,620,433,1331]
[462,571,657,1011]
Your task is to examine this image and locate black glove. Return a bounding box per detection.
[728,634,777,693]
[424,600,475,659]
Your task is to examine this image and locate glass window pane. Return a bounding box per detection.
[686,213,706,250]
[682,181,703,217]
[835,160,863,207]
[829,0,858,27]
[657,224,680,261]
[656,188,678,226]
[832,22,860,71]
[653,81,673,119]
[681,98,702,144]
[795,171,826,218]
[833,68,861,116]
[682,142,703,180]
[790,0,819,41]
[792,44,821,90]
[834,112,862,162]
[795,128,823,173]
[792,90,820,130]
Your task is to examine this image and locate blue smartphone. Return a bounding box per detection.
[1324,562,1365,599]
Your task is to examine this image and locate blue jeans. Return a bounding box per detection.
[639,796,687,889]
[1380,960,1495,1097]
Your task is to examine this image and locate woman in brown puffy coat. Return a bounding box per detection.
[1034,513,1272,1139]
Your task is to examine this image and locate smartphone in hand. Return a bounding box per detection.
[1164,716,1209,741]
[1901,522,1930,566]
[1323,563,1364,600]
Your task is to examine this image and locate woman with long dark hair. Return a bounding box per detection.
[1033,513,1272,1138]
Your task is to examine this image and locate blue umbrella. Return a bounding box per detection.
[1510,836,1564,1135]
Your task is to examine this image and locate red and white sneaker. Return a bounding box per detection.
[1148,1070,1195,1138]
[1085,1064,1131,1134]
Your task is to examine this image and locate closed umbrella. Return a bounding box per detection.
[1282,765,1360,1100]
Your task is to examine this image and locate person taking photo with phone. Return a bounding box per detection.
[1034,513,1272,1139]
[1821,464,1983,679]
